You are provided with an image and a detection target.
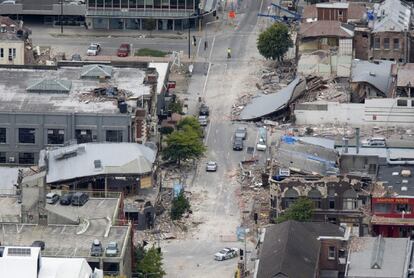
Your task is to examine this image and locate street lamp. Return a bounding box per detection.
[60,0,63,34]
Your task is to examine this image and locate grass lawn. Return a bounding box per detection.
[134,48,168,57]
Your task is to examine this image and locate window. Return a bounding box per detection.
[397,99,408,106]
[47,129,64,145]
[328,246,336,260]
[383,38,390,49]
[0,128,6,143]
[19,152,34,165]
[8,48,16,58]
[394,38,400,49]
[18,128,35,144]
[343,198,357,210]
[374,203,391,213]
[396,204,411,213]
[75,129,92,143]
[106,130,123,142]
[411,100,414,107]
[0,48,3,58]
[374,37,380,49]
[338,10,343,16]
[329,198,335,209]
[0,152,5,163]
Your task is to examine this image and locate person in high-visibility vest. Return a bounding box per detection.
[227,48,232,59]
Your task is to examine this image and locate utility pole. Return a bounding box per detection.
[188,17,191,59]
[60,0,63,34]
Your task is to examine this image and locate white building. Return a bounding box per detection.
[0,246,103,278]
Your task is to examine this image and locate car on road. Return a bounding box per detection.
[199,103,209,116]
[233,137,244,151]
[87,43,101,56]
[60,192,74,205]
[105,242,119,257]
[117,43,131,57]
[198,115,208,126]
[90,239,103,257]
[206,161,218,172]
[71,53,82,61]
[214,247,239,261]
[46,192,60,204]
[234,127,247,140]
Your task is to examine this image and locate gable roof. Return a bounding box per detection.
[256,221,344,278]
[372,0,411,32]
[26,79,72,93]
[80,64,113,79]
[299,21,354,38]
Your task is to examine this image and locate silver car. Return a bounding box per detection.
[206,161,218,172]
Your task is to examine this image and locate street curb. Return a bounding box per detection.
[49,32,187,40]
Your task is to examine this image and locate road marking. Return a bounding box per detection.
[205,121,213,143]
[202,62,211,97]
[224,63,228,75]
[208,35,216,61]
[196,38,202,57]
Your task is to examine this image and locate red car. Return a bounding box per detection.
[117,43,131,57]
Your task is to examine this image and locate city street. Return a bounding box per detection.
[160,0,269,276]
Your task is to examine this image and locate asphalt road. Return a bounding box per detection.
[161,0,269,276]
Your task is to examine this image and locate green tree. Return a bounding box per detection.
[276,197,314,223]
[257,23,293,61]
[168,100,183,114]
[137,246,166,278]
[162,128,205,164]
[171,191,191,220]
[177,116,203,138]
[144,18,156,38]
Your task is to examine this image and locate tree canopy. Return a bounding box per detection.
[171,191,191,220]
[257,23,293,61]
[137,246,166,278]
[162,117,205,164]
[276,197,314,223]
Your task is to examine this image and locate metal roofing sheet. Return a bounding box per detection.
[351,60,394,94]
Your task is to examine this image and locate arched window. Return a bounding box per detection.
[343,189,358,210]
[284,188,299,208]
[308,188,322,209]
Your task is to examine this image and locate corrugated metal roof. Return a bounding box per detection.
[239,77,303,120]
[81,64,113,78]
[350,60,394,94]
[26,79,72,92]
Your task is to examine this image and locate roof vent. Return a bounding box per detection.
[94,159,102,169]
[392,171,399,176]
[401,186,408,191]
[369,72,376,77]
[401,169,411,177]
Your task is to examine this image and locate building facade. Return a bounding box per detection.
[86,0,203,30]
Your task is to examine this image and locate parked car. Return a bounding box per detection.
[206,161,218,172]
[105,242,119,257]
[90,239,103,257]
[71,192,89,206]
[256,138,267,151]
[87,43,101,56]
[234,127,247,140]
[71,53,82,61]
[233,137,244,151]
[60,192,74,205]
[198,115,208,126]
[214,247,239,261]
[46,192,60,204]
[361,137,386,147]
[199,103,209,116]
[31,241,45,251]
[117,43,131,57]
[1,0,16,4]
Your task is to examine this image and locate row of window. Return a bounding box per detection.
[0,152,34,165]
[396,99,414,107]
[88,0,197,9]
[0,48,17,59]
[284,197,358,210]
[373,37,400,50]
[374,203,411,214]
[0,128,124,145]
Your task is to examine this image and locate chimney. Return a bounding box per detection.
[355,128,360,154]
[10,24,15,33]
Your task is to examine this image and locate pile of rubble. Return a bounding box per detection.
[77,86,132,103]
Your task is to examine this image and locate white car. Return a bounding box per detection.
[214,247,239,261]
[87,43,101,56]
[206,161,217,172]
[198,115,208,126]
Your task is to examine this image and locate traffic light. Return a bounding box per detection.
[254,213,258,224]
[193,36,197,46]
[239,249,244,259]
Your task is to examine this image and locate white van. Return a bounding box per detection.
[256,127,267,151]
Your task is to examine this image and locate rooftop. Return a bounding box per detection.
[395,63,414,87]
[43,142,157,184]
[256,221,344,278]
[377,164,414,196]
[0,67,150,114]
[351,60,395,95]
[299,21,354,38]
[347,236,410,277]
[1,222,130,259]
[372,0,411,32]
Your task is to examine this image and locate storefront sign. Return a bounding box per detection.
[375,198,410,204]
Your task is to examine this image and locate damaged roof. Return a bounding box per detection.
[299,21,354,38]
[351,60,395,94]
[44,143,156,184]
[303,3,366,21]
[256,221,344,278]
[239,77,304,120]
